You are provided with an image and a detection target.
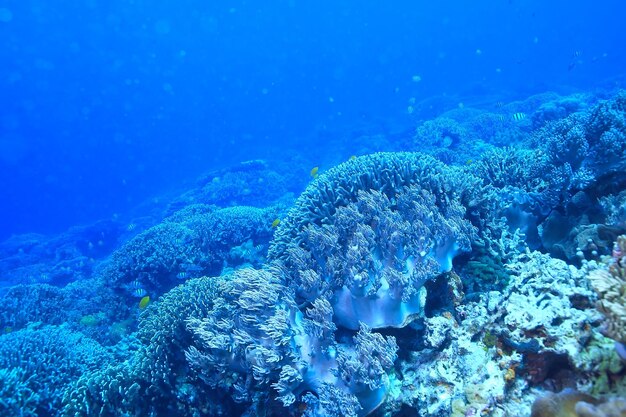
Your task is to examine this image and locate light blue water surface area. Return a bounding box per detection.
[0,1,625,417]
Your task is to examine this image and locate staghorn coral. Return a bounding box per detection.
[470,146,549,191]
[0,367,40,417]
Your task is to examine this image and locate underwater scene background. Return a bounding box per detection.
[1,1,626,416]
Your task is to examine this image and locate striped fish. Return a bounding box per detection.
[512,112,526,121]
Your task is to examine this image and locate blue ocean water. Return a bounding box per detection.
[1,1,626,416]
[1,0,623,238]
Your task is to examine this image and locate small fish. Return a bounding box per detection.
[127,223,136,231]
[572,50,582,58]
[495,101,504,108]
[271,218,280,228]
[512,112,526,121]
[466,159,473,165]
[176,271,188,280]
[310,166,319,178]
[4,327,12,334]
[138,296,150,310]
[129,279,143,289]
[349,155,357,161]
[132,288,147,298]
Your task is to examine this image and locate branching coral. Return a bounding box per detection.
[532,91,626,190]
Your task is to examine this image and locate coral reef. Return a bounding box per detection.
[588,235,626,344]
[165,159,299,213]
[100,204,280,297]
[389,251,610,417]
[63,276,230,417]
[0,325,112,417]
[0,278,130,343]
[271,152,480,330]
[185,267,397,417]
[2,90,626,417]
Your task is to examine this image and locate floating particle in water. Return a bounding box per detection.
[154,19,171,35]
[411,75,422,82]
[0,8,13,23]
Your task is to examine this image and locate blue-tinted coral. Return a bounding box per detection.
[270,153,476,331]
[533,91,626,190]
[0,325,111,417]
[100,204,280,297]
[64,276,233,417]
[512,92,626,260]
[166,159,297,213]
[270,152,480,259]
[0,278,130,343]
[185,268,397,417]
[0,220,124,288]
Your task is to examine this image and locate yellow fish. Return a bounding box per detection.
[349,155,357,161]
[139,295,150,310]
[271,218,280,228]
[310,166,319,178]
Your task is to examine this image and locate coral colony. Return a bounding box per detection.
[1,91,626,417]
